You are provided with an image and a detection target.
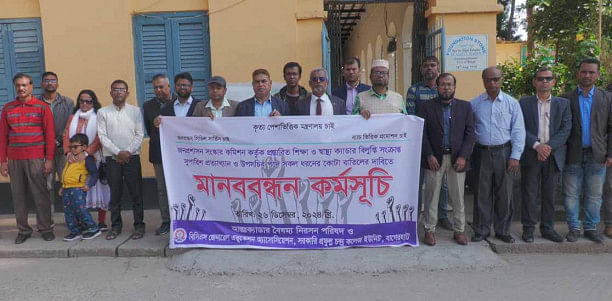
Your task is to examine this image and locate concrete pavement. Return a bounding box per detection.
[0,210,610,261]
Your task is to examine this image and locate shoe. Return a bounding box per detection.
[63,233,82,241]
[584,230,604,244]
[495,234,515,243]
[131,231,145,240]
[98,223,109,232]
[14,233,31,244]
[423,231,436,246]
[522,231,534,243]
[155,223,170,236]
[437,218,453,231]
[454,231,468,245]
[471,234,488,242]
[541,230,564,243]
[604,226,612,239]
[566,229,580,242]
[105,229,121,240]
[82,230,101,240]
[42,232,55,241]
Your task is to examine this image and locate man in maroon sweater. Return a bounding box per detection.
[0,73,56,244]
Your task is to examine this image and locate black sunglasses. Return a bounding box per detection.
[535,76,554,82]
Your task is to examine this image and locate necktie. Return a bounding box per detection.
[316,98,322,115]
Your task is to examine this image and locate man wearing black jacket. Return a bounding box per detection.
[421,73,475,246]
[142,74,175,235]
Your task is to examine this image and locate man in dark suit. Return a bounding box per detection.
[143,73,176,236]
[296,68,345,116]
[332,57,370,115]
[159,72,201,117]
[519,66,571,243]
[563,58,612,243]
[192,76,239,118]
[421,73,475,246]
[235,69,289,117]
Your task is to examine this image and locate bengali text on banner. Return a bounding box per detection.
[160,114,423,249]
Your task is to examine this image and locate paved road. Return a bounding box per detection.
[1,254,611,300]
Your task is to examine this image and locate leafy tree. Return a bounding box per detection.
[528,0,611,70]
[497,0,521,41]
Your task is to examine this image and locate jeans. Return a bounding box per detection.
[62,188,98,234]
[563,150,605,231]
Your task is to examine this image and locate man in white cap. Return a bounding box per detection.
[352,59,406,118]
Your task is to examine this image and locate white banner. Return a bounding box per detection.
[160,114,423,249]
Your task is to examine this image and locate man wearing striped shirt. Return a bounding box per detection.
[0,73,56,244]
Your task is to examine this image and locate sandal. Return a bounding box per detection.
[131,231,144,240]
[105,229,121,240]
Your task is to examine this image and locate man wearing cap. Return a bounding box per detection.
[296,68,345,116]
[352,59,406,118]
[193,76,240,118]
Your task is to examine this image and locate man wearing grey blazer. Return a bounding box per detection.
[563,58,612,243]
[192,76,239,118]
[519,66,571,243]
[296,67,346,116]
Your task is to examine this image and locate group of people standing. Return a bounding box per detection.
[1,55,610,248]
[414,56,612,246]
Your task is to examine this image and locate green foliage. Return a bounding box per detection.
[500,0,612,98]
[499,46,569,98]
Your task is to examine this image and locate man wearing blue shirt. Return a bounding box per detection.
[235,69,289,117]
[564,58,612,243]
[470,66,525,243]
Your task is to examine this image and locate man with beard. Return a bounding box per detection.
[273,62,308,115]
[160,72,201,117]
[519,66,571,243]
[406,56,439,115]
[332,57,370,115]
[420,73,475,246]
[296,68,345,116]
[470,66,525,244]
[563,58,612,243]
[409,56,451,230]
[143,73,176,235]
[235,69,289,117]
[352,59,406,118]
[40,72,74,216]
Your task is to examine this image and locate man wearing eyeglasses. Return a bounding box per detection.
[564,58,612,243]
[40,72,74,216]
[97,80,145,241]
[470,66,525,244]
[296,67,345,116]
[159,72,201,118]
[143,74,176,236]
[519,66,571,243]
[352,59,406,118]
